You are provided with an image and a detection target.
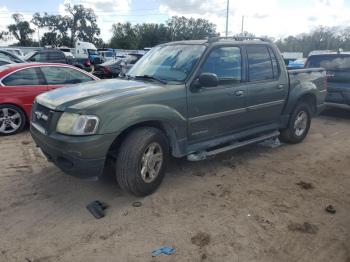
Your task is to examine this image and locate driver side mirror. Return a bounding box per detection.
[197,73,219,88]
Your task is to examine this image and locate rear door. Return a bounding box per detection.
[0,67,48,116]
[244,45,289,127]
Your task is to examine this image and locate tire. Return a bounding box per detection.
[115,127,169,196]
[279,102,311,144]
[0,104,26,136]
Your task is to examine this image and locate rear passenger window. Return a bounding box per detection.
[247,46,274,81]
[41,66,93,85]
[2,68,43,86]
[201,47,241,83]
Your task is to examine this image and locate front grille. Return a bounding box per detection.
[32,103,53,134]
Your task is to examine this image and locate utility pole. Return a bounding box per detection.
[37,27,40,47]
[241,16,244,36]
[225,0,229,37]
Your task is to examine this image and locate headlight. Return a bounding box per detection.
[56,113,99,135]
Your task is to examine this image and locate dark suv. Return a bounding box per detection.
[306,53,350,106]
[25,49,92,72]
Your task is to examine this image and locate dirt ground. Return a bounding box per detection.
[0,107,349,262]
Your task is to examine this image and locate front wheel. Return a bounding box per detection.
[0,104,26,136]
[115,127,169,196]
[279,103,311,144]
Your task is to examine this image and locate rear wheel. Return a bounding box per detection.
[0,104,26,136]
[115,127,169,196]
[279,102,311,144]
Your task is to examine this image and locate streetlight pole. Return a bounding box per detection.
[225,0,229,37]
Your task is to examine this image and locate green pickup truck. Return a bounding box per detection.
[30,37,327,196]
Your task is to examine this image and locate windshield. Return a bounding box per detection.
[24,51,35,60]
[88,49,98,55]
[127,44,206,83]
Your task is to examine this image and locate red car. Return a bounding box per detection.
[0,63,99,135]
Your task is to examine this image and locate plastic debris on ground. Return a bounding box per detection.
[86,200,109,219]
[152,246,176,257]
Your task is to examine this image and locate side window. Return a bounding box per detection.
[246,46,274,81]
[268,47,280,79]
[2,68,43,86]
[49,52,65,60]
[31,53,48,62]
[61,67,94,83]
[200,47,242,84]
[41,66,93,85]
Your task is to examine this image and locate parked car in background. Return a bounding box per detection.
[31,37,327,196]
[25,49,93,72]
[93,59,124,78]
[98,48,116,62]
[0,50,25,63]
[0,48,24,58]
[0,58,15,66]
[0,63,98,135]
[58,47,76,59]
[120,53,144,75]
[305,52,350,106]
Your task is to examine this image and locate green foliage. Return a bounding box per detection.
[33,4,101,47]
[275,26,350,57]
[167,16,218,41]
[109,16,218,49]
[7,14,35,46]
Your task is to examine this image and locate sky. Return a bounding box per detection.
[1,0,350,45]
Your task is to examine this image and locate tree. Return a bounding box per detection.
[65,4,100,46]
[7,14,35,46]
[33,4,101,47]
[32,12,70,46]
[0,31,9,41]
[134,23,170,48]
[109,16,219,49]
[167,16,218,41]
[110,22,139,49]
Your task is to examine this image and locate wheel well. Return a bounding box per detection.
[107,121,172,159]
[298,94,317,115]
[0,103,28,122]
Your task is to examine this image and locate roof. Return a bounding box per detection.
[0,62,80,77]
[308,52,350,57]
[165,37,272,46]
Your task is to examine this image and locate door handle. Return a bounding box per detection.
[277,84,284,89]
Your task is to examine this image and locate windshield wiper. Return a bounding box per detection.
[134,75,167,84]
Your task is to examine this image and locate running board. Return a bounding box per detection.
[187,131,280,161]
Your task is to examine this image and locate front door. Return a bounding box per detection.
[187,46,248,142]
[0,67,48,115]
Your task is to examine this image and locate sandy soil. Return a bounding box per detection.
[0,107,349,262]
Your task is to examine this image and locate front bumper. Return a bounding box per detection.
[30,124,116,180]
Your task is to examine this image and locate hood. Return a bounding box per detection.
[36,79,159,111]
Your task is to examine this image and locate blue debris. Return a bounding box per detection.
[152,246,176,256]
